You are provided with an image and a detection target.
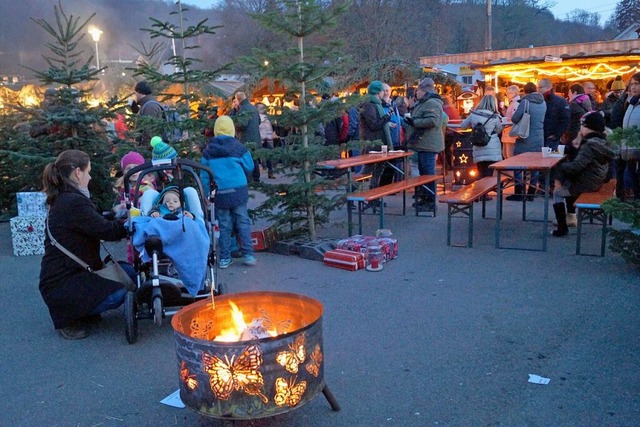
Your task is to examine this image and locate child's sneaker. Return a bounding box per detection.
[219,259,233,269]
[242,255,257,266]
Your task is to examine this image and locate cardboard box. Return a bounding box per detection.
[250,225,278,251]
[323,249,366,271]
[10,215,46,256]
[16,192,47,217]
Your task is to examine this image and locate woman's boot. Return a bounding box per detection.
[506,184,525,201]
[552,203,568,237]
[526,185,537,201]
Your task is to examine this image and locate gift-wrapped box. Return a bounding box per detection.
[323,249,366,271]
[10,215,46,256]
[16,192,47,217]
[336,235,398,262]
[250,225,278,251]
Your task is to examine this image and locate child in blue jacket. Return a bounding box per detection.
[200,115,256,268]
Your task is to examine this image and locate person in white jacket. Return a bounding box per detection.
[461,94,503,178]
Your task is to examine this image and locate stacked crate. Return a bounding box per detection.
[10,192,47,256]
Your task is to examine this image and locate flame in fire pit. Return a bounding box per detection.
[214,301,278,342]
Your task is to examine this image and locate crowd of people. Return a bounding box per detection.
[37,74,638,340]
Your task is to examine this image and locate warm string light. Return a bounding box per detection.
[491,62,637,83]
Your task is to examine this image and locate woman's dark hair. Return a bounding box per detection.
[523,82,537,94]
[42,149,89,205]
[569,83,584,94]
[630,72,640,85]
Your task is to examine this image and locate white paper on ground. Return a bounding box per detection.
[368,150,382,154]
[389,150,404,153]
[528,374,550,385]
[160,389,185,408]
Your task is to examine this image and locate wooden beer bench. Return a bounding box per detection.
[575,179,617,257]
[439,175,509,248]
[346,175,440,235]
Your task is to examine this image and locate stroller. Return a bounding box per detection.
[122,158,222,344]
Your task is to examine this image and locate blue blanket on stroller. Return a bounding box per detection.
[131,216,209,296]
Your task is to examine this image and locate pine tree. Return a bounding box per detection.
[0,0,116,214]
[241,0,353,239]
[612,0,640,31]
[130,0,227,157]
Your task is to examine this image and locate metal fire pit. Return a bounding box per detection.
[172,291,339,420]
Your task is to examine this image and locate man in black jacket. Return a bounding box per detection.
[538,79,570,151]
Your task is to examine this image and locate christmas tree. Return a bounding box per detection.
[0,1,116,214]
[241,0,353,239]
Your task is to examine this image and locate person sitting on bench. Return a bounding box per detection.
[551,111,614,237]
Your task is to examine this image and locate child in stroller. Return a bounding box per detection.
[122,158,219,343]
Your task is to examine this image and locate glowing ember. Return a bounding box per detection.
[213,301,278,342]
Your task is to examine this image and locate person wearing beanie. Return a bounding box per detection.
[359,80,393,200]
[200,115,256,268]
[602,76,626,129]
[120,151,145,171]
[403,77,445,210]
[550,111,614,237]
[150,136,178,160]
[131,80,163,145]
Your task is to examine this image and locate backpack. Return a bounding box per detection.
[140,101,184,143]
[470,114,494,147]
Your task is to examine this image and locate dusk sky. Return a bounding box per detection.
[182,0,616,24]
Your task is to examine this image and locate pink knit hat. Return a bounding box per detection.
[120,151,145,171]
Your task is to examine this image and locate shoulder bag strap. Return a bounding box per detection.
[46,212,97,272]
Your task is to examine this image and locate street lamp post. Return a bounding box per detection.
[88,27,103,69]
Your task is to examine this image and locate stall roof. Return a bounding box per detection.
[419,39,640,68]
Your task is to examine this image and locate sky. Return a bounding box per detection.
[182,0,616,25]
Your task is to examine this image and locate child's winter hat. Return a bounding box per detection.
[120,151,145,171]
[150,136,178,160]
[214,115,236,137]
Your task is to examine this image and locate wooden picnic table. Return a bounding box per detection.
[490,152,564,251]
[317,151,413,235]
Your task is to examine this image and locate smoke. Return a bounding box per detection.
[0,0,213,77]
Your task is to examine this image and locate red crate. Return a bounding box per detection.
[250,225,278,251]
[323,249,366,271]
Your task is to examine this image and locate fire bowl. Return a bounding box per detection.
[172,291,325,420]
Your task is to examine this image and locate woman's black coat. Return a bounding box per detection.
[39,184,127,329]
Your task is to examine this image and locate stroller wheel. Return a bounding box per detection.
[153,296,163,326]
[124,291,138,344]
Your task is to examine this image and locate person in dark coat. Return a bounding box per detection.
[538,79,570,151]
[39,150,130,339]
[564,83,592,145]
[131,80,164,146]
[230,92,261,182]
[551,112,614,237]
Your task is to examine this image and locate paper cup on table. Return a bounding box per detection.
[541,147,552,157]
[557,145,566,155]
[381,145,388,154]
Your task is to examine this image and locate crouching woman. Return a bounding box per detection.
[39,150,131,340]
[551,111,614,237]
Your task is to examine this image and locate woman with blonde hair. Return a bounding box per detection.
[461,94,503,178]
